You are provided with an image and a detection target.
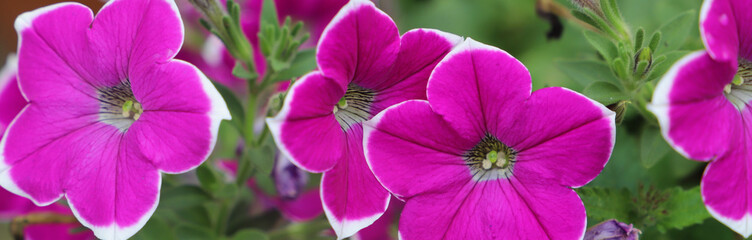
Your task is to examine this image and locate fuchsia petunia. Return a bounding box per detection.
[363,39,616,239]
[266,0,462,238]
[0,56,25,136]
[648,0,752,236]
[0,0,231,239]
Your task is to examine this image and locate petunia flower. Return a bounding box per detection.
[266,0,462,238]
[363,38,616,239]
[1,188,95,240]
[0,0,231,239]
[217,159,324,221]
[0,55,26,137]
[647,0,752,236]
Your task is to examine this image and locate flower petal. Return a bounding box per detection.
[0,104,99,205]
[648,51,741,160]
[700,0,740,61]
[321,125,390,240]
[427,38,531,141]
[91,0,183,75]
[129,60,229,173]
[353,196,403,240]
[364,100,474,199]
[66,133,160,240]
[510,87,615,188]
[26,224,95,240]
[398,178,586,240]
[272,188,324,222]
[14,3,104,103]
[267,71,346,173]
[370,29,462,114]
[701,109,752,237]
[316,0,400,86]
[0,55,25,136]
[729,0,752,60]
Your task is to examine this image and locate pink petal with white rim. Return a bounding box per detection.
[370,29,462,114]
[316,0,400,86]
[648,51,741,160]
[0,55,25,136]
[267,71,346,173]
[130,60,229,174]
[364,100,475,199]
[397,177,586,240]
[700,0,740,62]
[321,124,390,240]
[90,0,183,76]
[701,140,752,237]
[65,131,160,240]
[511,87,615,188]
[427,38,531,141]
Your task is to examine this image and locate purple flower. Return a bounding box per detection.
[0,0,231,239]
[648,0,752,236]
[0,55,25,137]
[266,0,462,238]
[363,39,615,239]
[583,219,641,240]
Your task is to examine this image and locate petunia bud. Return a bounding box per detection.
[607,100,629,125]
[584,219,641,240]
[271,153,309,199]
[571,0,604,17]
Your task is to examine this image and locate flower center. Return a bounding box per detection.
[98,81,142,131]
[724,59,752,111]
[465,134,517,181]
[333,84,375,131]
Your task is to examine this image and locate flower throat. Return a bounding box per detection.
[333,84,375,131]
[724,59,752,111]
[98,80,143,131]
[465,134,517,181]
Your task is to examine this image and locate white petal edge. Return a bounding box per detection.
[98,0,184,60]
[555,87,616,188]
[427,37,533,103]
[0,54,17,93]
[316,0,390,53]
[266,71,335,173]
[363,99,429,201]
[403,28,464,48]
[159,59,231,174]
[201,35,225,67]
[320,171,391,240]
[67,175,162,240]
[702,161,752,238]
[646,51,705,160]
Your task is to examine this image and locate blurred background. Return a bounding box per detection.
[1,0,737,239]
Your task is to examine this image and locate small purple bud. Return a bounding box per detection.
[271,152,309,199]
[584,219,641,240]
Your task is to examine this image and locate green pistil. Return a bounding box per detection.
[487,151,498,164]
[337,96,348,109]
[121,100,143,120]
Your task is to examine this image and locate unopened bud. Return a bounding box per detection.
[584,219,641,240]
[272,153,309,199]
[571,0,604,17]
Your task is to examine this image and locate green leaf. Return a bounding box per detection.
[273,49,317,82]
[584,31,618,61]
[634,27,645,52]
[211,81,246,133]
[130,217,176,240]
[175,206,214,227]
[654,187,710,232]
[583,81,629,105]
[196,164,220,193]
[232,62,259,80]
[577,187,635,222]
[175,224,216,240]
[639,125,671,168]
[260,0,279,27]
[656,11,695,53]
[556,60,620,87]
[161,185,212,210]
[231,229,269,240]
